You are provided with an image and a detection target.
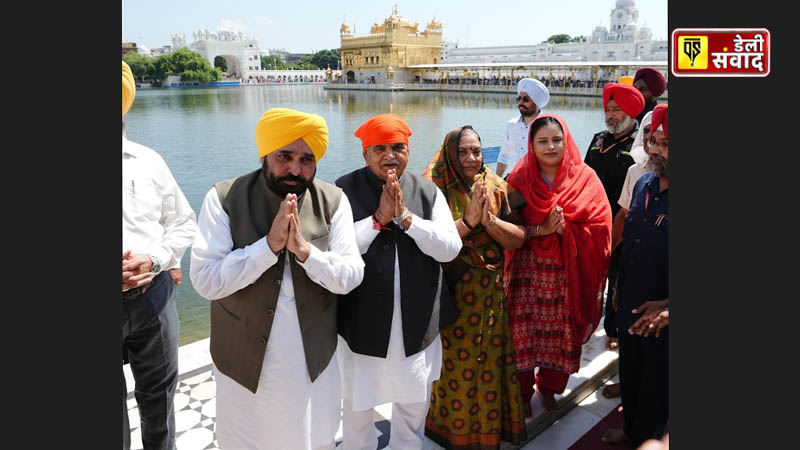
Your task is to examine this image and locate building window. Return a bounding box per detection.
[376,57,379,64]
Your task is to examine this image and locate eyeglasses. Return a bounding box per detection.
[647,137,668,150]
[515,95,532,103]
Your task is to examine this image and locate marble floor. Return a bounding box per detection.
[125,325,620,450]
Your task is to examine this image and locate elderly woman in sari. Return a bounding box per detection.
[422,126,528,449]
[504,114,612,414]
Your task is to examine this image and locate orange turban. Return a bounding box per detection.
[354,114,412,149]
[603,82,645,119]
[650,104,668,138]
[255,108,329,161]
[122,61,135,117]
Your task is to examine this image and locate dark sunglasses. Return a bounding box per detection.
[515,95,532,103]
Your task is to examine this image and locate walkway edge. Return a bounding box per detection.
[502,359,620,449]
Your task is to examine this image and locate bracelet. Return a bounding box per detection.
[526,224,541,239]
[486,215,497,228]
[462,217,476,231]
[372,214,391,231]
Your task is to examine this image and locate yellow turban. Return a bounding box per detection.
[122,61,136,117]
[255,108,329,161]
[618,75,634,86]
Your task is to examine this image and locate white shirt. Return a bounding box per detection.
[617,160,649,211]
[338,188,462,411]
[122,136,196,271]
[497,115,532,170]
[189,186,364,449]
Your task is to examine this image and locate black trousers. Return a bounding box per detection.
[618,328,669,446]
[603,245,623,338]
[122,272,179,450]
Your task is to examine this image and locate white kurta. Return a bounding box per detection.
[337,188,462,412]
[190,187,364,450]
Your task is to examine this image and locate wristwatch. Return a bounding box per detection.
[392,209,412,231]
[149,255,162,274]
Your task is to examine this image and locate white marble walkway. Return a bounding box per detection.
[124,326,619,450]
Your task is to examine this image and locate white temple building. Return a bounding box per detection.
[171,29,265,79]
[443,0,667,64]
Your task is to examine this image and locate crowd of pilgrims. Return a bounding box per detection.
[123,57,669,450]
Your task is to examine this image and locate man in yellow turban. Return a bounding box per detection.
[122,60,135,117]
[122,60,197,450]
[190,108,364,450]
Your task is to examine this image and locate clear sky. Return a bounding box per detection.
[122,0,668,54]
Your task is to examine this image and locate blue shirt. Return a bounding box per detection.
[613,173,668,331]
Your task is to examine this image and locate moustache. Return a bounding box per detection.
[277,174,305,183]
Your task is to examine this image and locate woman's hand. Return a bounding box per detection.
[463,183,485,229]
[541,205,564,235]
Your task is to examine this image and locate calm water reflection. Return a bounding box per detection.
[125,85,608,345]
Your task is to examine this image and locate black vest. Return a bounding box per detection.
[584,127,637,217]
[335,167,457,358]
[209,169,341,392]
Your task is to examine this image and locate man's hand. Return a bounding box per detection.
[375,170,396,225]
[285,199,312,262]
[631,299,669,317]
[168,268,182,286]
[629,307,669,337]
[123,271,155,292]
[628,299,670,337]
[605,336,619,350]
[391,171,412,230]
[267,194,294,254]
[123,251,155,291]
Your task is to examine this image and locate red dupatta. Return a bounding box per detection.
[505,114,612,344]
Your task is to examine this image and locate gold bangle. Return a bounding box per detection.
[487,215,497,228]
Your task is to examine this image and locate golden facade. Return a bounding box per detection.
[340,7,442,82]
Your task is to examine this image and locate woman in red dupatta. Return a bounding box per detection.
[422,126,528,449]
[504,114,612,413]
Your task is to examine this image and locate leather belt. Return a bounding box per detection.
[122,282,152,303]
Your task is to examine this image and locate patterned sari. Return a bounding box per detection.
[421,127,527,449]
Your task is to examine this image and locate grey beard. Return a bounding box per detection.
[606,115,635,134]
[647,154,669,178]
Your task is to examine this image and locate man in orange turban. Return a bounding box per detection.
[122,60,197,450]
[335,114,462,449]
[584,82,645,363]
[190,107,364,450]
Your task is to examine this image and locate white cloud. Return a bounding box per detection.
[217,19,247,33]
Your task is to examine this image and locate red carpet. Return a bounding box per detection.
[567,404,634,450]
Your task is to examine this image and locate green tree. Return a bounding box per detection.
[123,52,155,81]
[138,48,220,83]
[150,54,176,82]
[214,56,228,72]
[261,55,286,70]
[310,49,340,69]
[297,55,318,69]
[570,35,587,43]
[543,34,571,44]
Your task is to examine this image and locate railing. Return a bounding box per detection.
[325,80,668,99]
